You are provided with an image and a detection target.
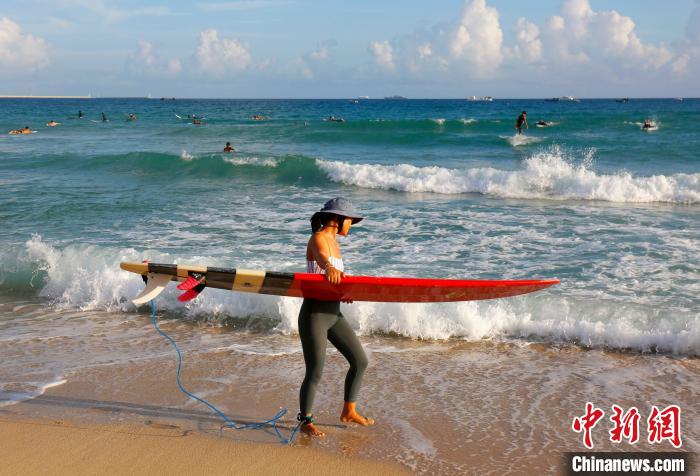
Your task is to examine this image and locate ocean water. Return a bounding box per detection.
[1,98,699,470]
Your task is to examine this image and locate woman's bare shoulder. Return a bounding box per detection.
[310,232,326,247]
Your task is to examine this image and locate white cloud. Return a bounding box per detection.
[137,40,156,67]
[542,0,672,70]
[668,1,700,78]
[197,29,252,75]
[369,40,394,72]
[358,0,690,94]
[126,40,181,76]
[310,46,329,61]
[506,17,542,63]
[167,58,182,74]
[417,43,432,59]
[671,54,690,75]
[448,0,503,76]
[367,0,503,78]
[297,40,337,79]
[0,17,50,73]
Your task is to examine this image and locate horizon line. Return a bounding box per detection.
[0,96,696,100]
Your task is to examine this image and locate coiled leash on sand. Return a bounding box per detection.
[149,300,302,445]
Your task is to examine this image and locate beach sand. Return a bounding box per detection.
[2,314,698,475]
[0,417,407,475]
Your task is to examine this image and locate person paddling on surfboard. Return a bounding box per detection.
[298,197,374,437]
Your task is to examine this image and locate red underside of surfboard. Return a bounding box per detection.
[287,273,559,302]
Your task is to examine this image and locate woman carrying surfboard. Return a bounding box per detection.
[298,197,374,437]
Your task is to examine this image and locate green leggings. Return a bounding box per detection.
[298,299,368,415]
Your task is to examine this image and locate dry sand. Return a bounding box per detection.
[0,416,408,476]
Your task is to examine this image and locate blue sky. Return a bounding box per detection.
[1,0,698,97]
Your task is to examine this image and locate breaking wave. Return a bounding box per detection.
[16,148,700,204]
[1,236,697,356]
[317,147,700,204]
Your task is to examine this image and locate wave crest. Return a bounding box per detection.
[317,147,700,203]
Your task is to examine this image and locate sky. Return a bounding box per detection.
[1,0,699,98]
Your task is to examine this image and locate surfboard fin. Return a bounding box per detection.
[132,273,172,305]
[177,273,205,291]
[178,282,206,302]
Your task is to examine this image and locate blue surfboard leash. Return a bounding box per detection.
[149,300,302,445]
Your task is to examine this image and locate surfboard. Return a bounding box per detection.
[121,262,559,305]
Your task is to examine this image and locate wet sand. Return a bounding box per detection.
[2,313,698,475]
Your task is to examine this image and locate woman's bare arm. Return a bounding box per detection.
[309,234,344,285]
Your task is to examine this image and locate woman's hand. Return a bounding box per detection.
[324,264,344,285]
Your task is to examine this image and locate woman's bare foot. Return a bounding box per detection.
[340,401,375,426]
[300,422,325,437]
[298,413,325,437]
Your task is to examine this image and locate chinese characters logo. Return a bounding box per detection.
[572,403,681,449]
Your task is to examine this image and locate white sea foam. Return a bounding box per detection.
[16,236,700,356]
[180,150,195,161]
[394,418,437,468]
[212,343,300,356]
[223,156,278,167]
[0,377,67,407]
[501,134,542,147]
[316,148,700,203]
[431,118,446,125]
[627,120,660,132]
[460,118,476,124]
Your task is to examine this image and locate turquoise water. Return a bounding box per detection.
[1,98,698,356]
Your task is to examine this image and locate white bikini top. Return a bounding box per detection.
[307,255,344,274]
[306,234,345,274]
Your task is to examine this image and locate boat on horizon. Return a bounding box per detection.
[616,97,630,103]
[546,96,580,102]
[384,95,407,100]
[467,96,493,102]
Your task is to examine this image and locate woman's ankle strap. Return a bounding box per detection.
[297,413,314,424]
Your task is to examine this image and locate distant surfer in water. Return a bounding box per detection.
[78,110,84,119]
[46,120,61,127]
[223,142,234,152]
[9,126,32,135]
[298,198,374,437]
[127,113,137,121]
[515,111,528,134]
[101,112,108,122]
